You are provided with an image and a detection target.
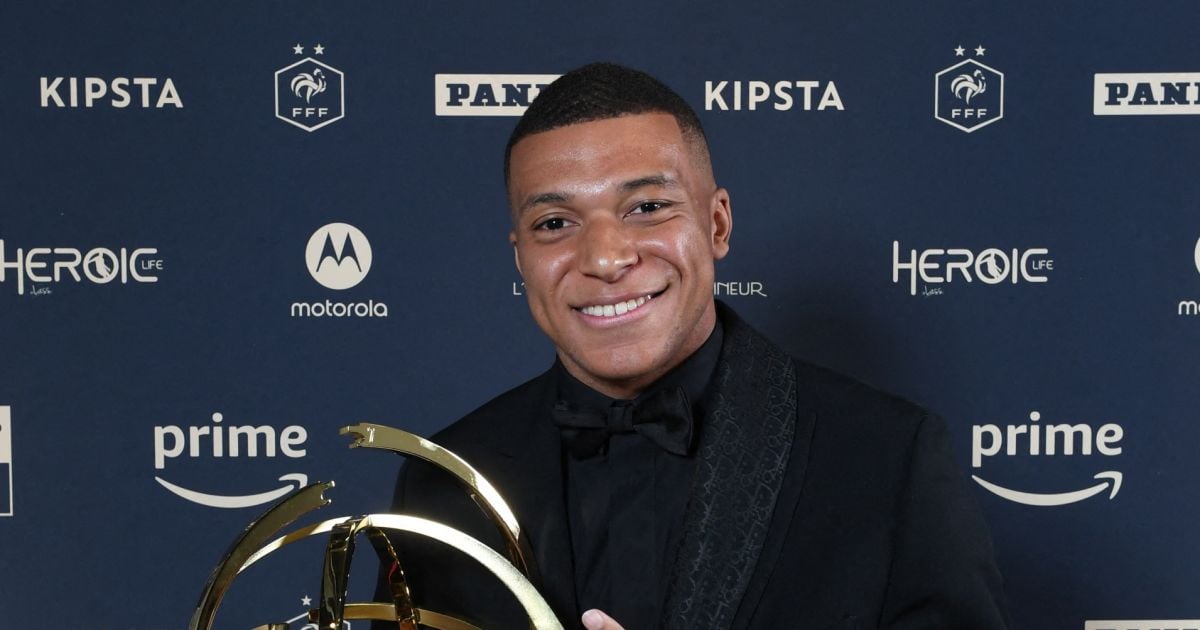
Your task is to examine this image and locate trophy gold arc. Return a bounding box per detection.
[188,423,562,630]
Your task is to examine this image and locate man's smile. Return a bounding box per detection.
[574,289,666,319]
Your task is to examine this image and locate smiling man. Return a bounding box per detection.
[382,63,1009,630]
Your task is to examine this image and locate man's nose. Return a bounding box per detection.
[578,218,637,281]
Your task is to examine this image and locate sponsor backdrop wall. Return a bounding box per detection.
[1,1,1197,629]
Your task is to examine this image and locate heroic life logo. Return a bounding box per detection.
[0,239,163,295]
[935,45,1004,132]
[892,241,1053,296]
[291,222,388,318]
[153,411,309,509]
[972,410,1125,507]
[276,44,345,132]
[1,406,12,517]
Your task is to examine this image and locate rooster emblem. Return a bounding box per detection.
[290,68,327,103]
[950,69,987,103]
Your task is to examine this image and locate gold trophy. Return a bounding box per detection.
[188,423,562,630]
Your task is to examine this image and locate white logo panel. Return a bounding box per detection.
[1094,73,1200,115]
[1086,622,1200,630]
[1,406,12,516]
[435,74,560,116]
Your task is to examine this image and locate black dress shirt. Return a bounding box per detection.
[550,319,724,628]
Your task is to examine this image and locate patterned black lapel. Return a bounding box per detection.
[661,305,799,629]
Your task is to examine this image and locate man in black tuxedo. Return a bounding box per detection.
[381,63,1009,630]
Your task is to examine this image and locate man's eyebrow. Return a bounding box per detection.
[517,175,676,214]
[620,174,678,191]
[519,191,571,214]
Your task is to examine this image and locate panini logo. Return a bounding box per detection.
[1,406,11,516]
[1085,622,1200,630]
[435,74,560,116]
[1094,73,1200,115]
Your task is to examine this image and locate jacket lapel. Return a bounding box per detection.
[488,371,581,623]
[661,304,805,630]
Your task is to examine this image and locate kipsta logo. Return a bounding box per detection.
[1,406,12,517]
[153,411,309,509]
[971,410,1125,507]
[305,223,371,290]
[40,76,182,109]
[276,43,345,132]
[935,45,1004,132]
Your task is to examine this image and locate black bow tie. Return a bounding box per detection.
[551,386,695,459]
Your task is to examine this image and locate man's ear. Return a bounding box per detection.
[510,231,524,277]
[710,187,732,260]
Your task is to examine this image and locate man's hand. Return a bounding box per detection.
[581,609,625,630]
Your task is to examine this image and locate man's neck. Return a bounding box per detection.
[559,317,722,401]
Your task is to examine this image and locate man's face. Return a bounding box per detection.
[507,112,732,399]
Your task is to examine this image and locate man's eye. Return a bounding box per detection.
[630,201,666,215]
[535,217,568,231]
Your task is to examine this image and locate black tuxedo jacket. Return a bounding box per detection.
[380,305,1009,629]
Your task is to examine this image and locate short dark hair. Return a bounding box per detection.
[504,62,709,185]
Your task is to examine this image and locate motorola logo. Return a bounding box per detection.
[305,223,371,290]
[292,222,388,318]
[1175,235,1200,316]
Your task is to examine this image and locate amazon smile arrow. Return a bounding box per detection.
[155,473,308,509]
[972,471,1122,507]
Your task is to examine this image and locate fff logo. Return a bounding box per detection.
[275,53,345,132]
[935,59,1004,133]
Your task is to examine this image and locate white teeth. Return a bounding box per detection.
[580,294,654,318]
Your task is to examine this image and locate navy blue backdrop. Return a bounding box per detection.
[2,2,1198,629]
